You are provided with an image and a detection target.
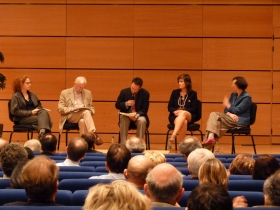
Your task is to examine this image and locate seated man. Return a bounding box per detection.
[124,155,154,189]
[24,139,41,152]
[125,136,146,153]
[115,77,150,144]
[56,137,88,166]
[0,143,28,179]
[89,143,131,179]
[187,148,214,179]
[40,133,57,155]
[263,170,280,207]
[144,163,184,207]
[4,156,60,206]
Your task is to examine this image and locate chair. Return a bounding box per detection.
[58,179,112,192]
[80,161,105,167]
[165,100,203,150]
[228,180,264,192]
[58,172,104,181]
[58,166,95,172]
[228,175,252,180]
[226,102,257,154]
[118,115,150,150]
[8,100,36,143]
[0,179,11,189]
[228,191,264,207]
[57,121,79,150]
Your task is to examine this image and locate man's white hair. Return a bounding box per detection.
[75,76,87,84]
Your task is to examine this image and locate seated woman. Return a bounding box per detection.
[10,75,52,139]
[203,76,252,146]
[228,154,255,175]
[168,74,198,144]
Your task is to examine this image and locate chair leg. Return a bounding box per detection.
[231,134,236,154]
[27,131,30,140]
[165,130,172,150]
[175,136,177,151]
[250,134,257,154]
[31,131,34,139]
[145,129,150,150]
[9,131,14,143]
[198,130,203,142]
[66,130,69,147]
[118,131,121,144]
[57,133,61,150]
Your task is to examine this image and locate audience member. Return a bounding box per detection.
[40,133,57,155]
[252,154,280,180]
[186,183,233,210]
[89,143,131,179]
[9,160,29,189]
[144,163,184,207]
[83,180,150,210]
[0,143,28,178]
[0,137,8,151]
[228,154,255,175]
[144,151,166,166]
[24,139,41,152]
[124,155,154,189]
[81,132,100,152]
[263,170,280,207]
[179,136,202,163]
[56,137,88,166]
[126,136,146,153]
[187,148,214,179]
[198,158,228,189]
[4,156,60,206]
[24,147,34,159]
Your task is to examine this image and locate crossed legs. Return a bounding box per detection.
[169,111,192,142]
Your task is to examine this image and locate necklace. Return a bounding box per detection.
[178,94,188,110]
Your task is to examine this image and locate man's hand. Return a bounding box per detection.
[129,112,137,121]
[227,112,239,122]
[126,100,135,107]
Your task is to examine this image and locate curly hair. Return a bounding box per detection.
[228,154,255,175]
[0,143,28,177]
[12,75,29,93]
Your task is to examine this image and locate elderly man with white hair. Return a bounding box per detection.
[24,139,41,152]
[58,76,102,145]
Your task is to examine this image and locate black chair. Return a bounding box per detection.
[8,100,36,143]
[226,102,257,154]
[57,121,79,150]
[118,116,150,150]
[165,100,203,150]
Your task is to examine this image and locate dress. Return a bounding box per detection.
[10,91,52,132]
[168,89,198,124]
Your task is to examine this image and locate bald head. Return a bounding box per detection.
[0,138,8,151]
[24,139,41,152]
[179,136,202,159]
[125,137,146,153]
[67,137,88,162]
[124,155,154,189]
[144,163,184,205]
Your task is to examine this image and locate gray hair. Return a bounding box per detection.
[125,137,146,153]
[263,170,280,206]
[179,136,202,156]
[75,76,87,84]
[187,148,215,177]
[24,139,41,152]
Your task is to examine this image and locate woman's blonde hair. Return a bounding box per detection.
[83,180,150,210]
[228,154,255,175]
[198,158,228,190]
[144,151,166,166]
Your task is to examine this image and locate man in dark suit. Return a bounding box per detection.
[115,77,150,143]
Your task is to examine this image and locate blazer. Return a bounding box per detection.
[115,87,150,127]
[58,87,95,133]
[10,91,42,122]
[168,89,198,123]
[224,91,252,126]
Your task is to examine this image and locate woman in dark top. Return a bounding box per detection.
[168,74,198,143]
[10,75,52,139]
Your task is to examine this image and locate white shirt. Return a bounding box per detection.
[89,172,125,180]
[56,159,80,166]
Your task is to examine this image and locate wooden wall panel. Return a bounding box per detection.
[0,38,66,68]
[0,5,66,36]
[66,38,133,69]
[134,70,202,102]
[273,39,280,70]
[66,5,134,36]
[0,0,65,3]
[202,71,272,103]
[272,104,280,135]
[134,38,203,69]
[203,38,272,70]
[274,28,280,38]
[135,0,202,4]
[0,69,66,100]
[273,71,280,102]
[201,103,271,136]
[203,0,273,4]
[148,103,169,133]
[273,6,280,28]
[203,6,273,37]
[134,6,202,37]
[0,100,13,133]
[65,70,133,101]
[67,0,133,4]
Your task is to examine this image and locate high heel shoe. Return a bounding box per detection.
[202,138,216,145]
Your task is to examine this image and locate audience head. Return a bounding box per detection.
[144,163,184,206]
[106,143,131,174]
[124,155,154,189]
[177,74,192,92]
[252,154,280,180]
[187,148,215,178]
[67,137,88,162]
[81,133,95,151]
[12,75,29,93]
[0,137,8,151]
[21,156,59,201]
[263,170,280,206]
[228,154,255,175]
[144,151,166,166]
[179,136,202,160]
[198,158,228,190]
[0,143,28,177]
[40,133,57,154]
[125,136,146,153]
[187,183,233,210]
[10,160,29,189]
[83,180,150,210]
[24,139,41,152]
[24,147,34,159]
[232,76,248,91]
[74,76,87,94]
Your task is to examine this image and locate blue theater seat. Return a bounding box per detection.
[81,156,106,162]
[228,180,264,192]
[58,172,106,181]
[80,161,105,167]
[58,166,95,172]
[182,180,199,191]
[228,175,252,180]
[228,191,264,207]
[58,179,112,192]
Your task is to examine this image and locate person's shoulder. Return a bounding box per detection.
[140,88,149,94]
[60,88,72,94]
[242,91,251,98]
